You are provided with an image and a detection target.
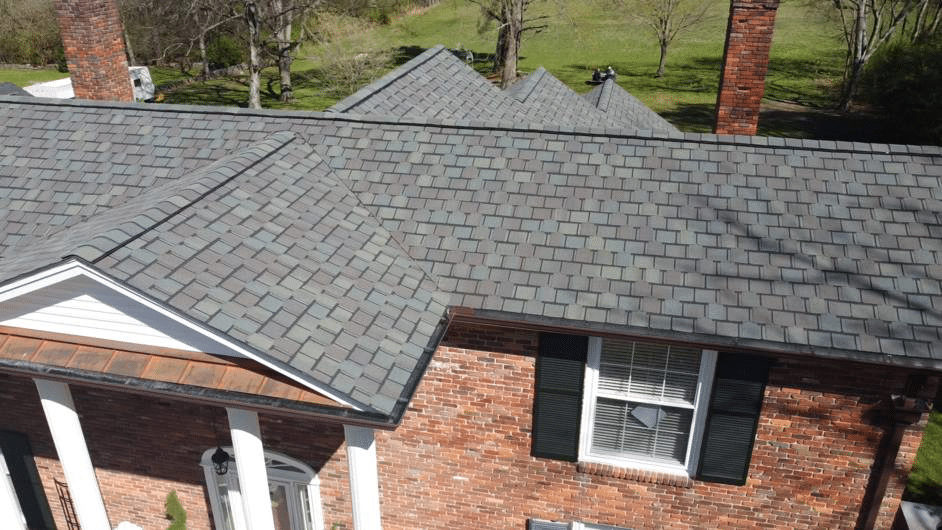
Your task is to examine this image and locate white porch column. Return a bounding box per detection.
[226,408,275,530]
[0,452,27,530]
[344,425,382,530]
[33,379,110,530]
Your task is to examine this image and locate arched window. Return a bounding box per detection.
[200,448,324,530]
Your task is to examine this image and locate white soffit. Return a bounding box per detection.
[0,261,362,411]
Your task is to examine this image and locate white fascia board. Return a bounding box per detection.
[0,259,364,412]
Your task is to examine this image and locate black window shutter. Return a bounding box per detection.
[697,353,771,485]
[531,333,587,461]
[0,430,57,530]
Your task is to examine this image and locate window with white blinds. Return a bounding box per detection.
[581,337,716,475]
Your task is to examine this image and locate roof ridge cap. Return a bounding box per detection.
[506,67,547,103]
[327,45,448,113]
[598,78,615,112]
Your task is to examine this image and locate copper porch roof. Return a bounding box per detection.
[0,328,342,414]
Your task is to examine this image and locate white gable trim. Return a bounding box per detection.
[0,260,363,411]
[0,275,205,352]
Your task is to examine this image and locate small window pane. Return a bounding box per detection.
[631,368,664,399]
[591,398,693,466]
[663,372,698,403]
[666,346,700,374]
[297,484,313,530]
[216,480,236,530]
[270,483,292,530]
[631,342,666,370]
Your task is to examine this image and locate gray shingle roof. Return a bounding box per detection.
[583,78,678,135]
[0,83,30,97]
[328,45,530,124]
[506,67,664,133]
[1,92,942,419]
[0,123,449,417]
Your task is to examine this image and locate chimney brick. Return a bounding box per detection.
[54,0,134,102]
[714,0,780,135]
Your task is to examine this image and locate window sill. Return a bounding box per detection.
[576,461,693,488]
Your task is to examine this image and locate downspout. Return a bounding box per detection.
[857,392,928,530]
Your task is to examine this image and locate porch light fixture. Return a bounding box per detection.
[211,446,230,475]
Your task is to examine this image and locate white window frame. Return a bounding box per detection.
[0,446,27,530]
[200,448,325,530]
[579,336,717,477]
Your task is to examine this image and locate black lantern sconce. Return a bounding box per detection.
[211,446,231,475]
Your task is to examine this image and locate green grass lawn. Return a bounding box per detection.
[0,67,69,87]
[144,0,847,137]
[907,408,942,505]
[0,0,851,137]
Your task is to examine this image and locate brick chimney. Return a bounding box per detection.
[54,0,134,102]
[714,0,780,135]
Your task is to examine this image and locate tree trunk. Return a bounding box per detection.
[246,0,262,109]
[494,24,508,73]
[840,56,867,111]
[840,0,868,110]
[124,27,136,66]
[499,23,519,88]
[199,31,210,78]
[498,0,523,88]
[656,40,668,77]
[279,53,293,102]
[273,0,294,102]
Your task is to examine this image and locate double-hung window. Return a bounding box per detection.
[580,337,716,475]
[532,332,769,485]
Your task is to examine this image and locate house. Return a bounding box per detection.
[2,1,942,530]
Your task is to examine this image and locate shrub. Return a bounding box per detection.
[165,490,187,530]
[0,0,62,65]
[206,34,247,70]
[861,34,942,145]
[307,14,395,97]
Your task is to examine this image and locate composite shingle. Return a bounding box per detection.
[1,86,942,420]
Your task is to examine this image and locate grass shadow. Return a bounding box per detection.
[765,54,844,107]
[660,103,716,133]
[660,101,892,141]
[391,45,427,66]
[160,80,248,108]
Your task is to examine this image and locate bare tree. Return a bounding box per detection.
[470,0,551,88]
[243,0,321,108]
[634,0,711,77]
[270,0,321,102]
[0,0,62,65]
[833,0,941,109]
[245,0,264,109]
[185,0,240,77]
[119,0,191,67]
[908,0,942,40]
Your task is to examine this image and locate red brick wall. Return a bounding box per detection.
[0,373,352,530]
[53,0,134,102]
[714,0,780,135]
[377,322,928,529]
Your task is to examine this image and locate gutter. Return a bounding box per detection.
[0,359,394,429]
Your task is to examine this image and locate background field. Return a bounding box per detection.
[136,0,865,138]
[2,0,874,138]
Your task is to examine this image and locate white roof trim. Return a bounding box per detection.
[0,259,363,411]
